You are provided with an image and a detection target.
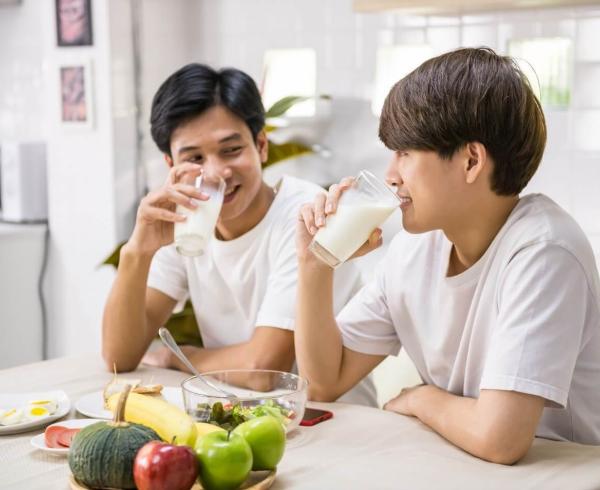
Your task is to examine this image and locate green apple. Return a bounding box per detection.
[194,431,252,490]
[232,415,286,471]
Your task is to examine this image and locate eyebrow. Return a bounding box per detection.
[218,133,242,144]
[177,133,243,155]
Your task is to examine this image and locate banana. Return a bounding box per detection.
[107,392,197,447]
[195,422,225,440]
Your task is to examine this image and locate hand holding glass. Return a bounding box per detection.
[174,173,225,257]
[309,170,399,268]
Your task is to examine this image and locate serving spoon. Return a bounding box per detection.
[158,327,237,399]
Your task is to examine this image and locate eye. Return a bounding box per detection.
[185,155,203,164]
[223,146,243,155]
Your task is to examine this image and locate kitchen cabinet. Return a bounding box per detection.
[0,222,47,368]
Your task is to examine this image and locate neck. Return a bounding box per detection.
[216,182,274,240]
[445,194,519,276]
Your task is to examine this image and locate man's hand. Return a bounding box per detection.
[383,383,426,416]
[141,346,174,369]
[297,176,383,264]
[383,384,545,465]
[128,163,207,256]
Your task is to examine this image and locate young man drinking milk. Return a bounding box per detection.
[295,47,600,463]
[102,63,376,406]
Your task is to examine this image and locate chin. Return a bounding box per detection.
[401,218,430,235]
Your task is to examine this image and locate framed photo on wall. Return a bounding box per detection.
[59,62,94,129]
[55,0,93,47]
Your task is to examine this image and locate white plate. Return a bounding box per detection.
[75,386,184,419]
[30,418,104,456]
[0,390,70,435]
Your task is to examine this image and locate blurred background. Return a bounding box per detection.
[1,0,599,406]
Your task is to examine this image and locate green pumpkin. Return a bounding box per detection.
[68,386,161,489]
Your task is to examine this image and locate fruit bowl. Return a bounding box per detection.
[181,370,308,433]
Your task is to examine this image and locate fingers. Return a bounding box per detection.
[352,228,383,258]
[164,188,199,210]
[299,203,318,236]
[325,176,354,214]
[313,193,327,228]
[140,205,187,224]
[167,163,203,185]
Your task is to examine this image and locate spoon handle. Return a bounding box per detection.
[158,327,235,397]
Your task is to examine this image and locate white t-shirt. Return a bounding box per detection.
[148,175,377,406]
[338,194,600,444]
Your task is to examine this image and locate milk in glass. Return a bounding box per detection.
[174,175,225,257]
[312,202,397,265]
[309,170,399,268]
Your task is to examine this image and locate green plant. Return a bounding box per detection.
[102,94,328,347]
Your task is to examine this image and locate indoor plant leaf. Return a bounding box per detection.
[265,94,331,119]
[263,141,313,169]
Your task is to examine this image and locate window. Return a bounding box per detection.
[508,37,573,108]
[262,49,317,117]
[372,44,434,116]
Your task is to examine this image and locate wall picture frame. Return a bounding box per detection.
[55,0,93,47]
[59,61,94,129]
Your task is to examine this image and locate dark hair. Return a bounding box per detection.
[150,63,265,155]
[379,47,547,196]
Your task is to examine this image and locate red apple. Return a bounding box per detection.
[134,440,198,490]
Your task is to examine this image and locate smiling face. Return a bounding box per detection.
[166,105,269,236]
[384,147,479,234]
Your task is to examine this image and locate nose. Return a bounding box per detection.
[384,153,403,187]
[202,159,233,183]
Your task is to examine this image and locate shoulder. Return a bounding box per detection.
[500,194,597,274]
[267,176,325,227]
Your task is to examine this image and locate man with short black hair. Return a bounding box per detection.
[296,48,600,462]
[102,63,376,406]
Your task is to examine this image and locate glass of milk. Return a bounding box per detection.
[309,170,399,268]
[174,173,225,257]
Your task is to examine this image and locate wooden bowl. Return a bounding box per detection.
[69,469,276,490]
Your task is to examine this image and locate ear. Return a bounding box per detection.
[256,130,269,164]
[164,153,174,169]
[464,142,487,185]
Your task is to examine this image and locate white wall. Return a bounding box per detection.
[0,0,46,141]
[2,1,599,386]
[180,0,600,266]
[179,0,600,404]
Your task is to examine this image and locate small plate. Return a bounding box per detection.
[0,390,70,435]
[30,418,104,456]
[75,387,184,419]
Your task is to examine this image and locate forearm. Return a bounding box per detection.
[177,341,294,374]
[409,386,537,464]
[102,243,155,372]
[295,258,344,400]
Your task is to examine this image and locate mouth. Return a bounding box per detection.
[223,184,240,204]
[398,195,412,208]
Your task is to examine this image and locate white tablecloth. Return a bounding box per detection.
[1,356,599,489]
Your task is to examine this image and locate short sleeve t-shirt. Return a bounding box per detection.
[147,175,377,406]
[337,194,600,444]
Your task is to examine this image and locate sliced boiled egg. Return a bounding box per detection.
[24,405,50,421]
[28,399,58,414]
[1,408,24,425]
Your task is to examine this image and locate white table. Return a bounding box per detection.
[1,356,600,490]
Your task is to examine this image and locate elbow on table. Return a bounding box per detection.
[307,384,338,403]
[101,348,138,374]
[474,432,533,465]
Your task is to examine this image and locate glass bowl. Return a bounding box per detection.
[181,369,308,433]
